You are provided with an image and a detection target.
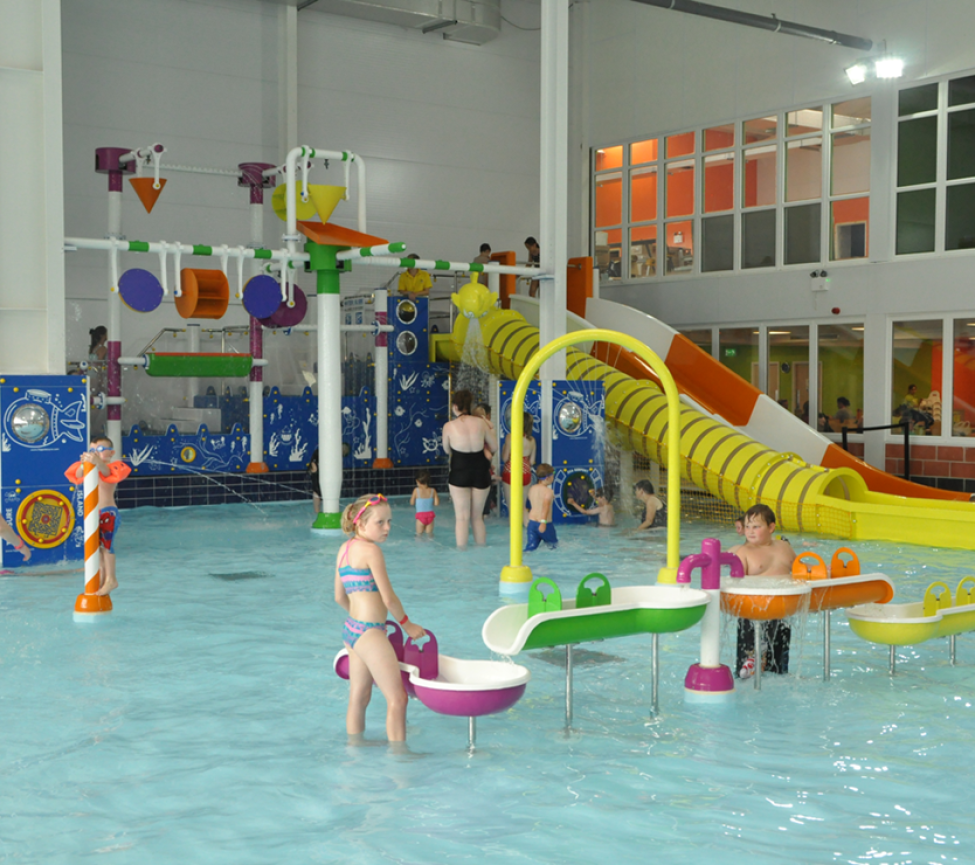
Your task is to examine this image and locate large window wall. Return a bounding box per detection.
[592,97,871,283]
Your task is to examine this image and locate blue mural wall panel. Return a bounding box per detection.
[389,363,449,467]
[124,423,251,477]
[0,375,89,568]
[499,379,605,525]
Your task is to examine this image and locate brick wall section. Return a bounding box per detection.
[885,443,975,494]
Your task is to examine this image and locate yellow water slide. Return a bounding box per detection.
[448,306,975,551]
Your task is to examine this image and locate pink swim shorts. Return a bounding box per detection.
[415,511,435,527]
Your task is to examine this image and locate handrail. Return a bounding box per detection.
[841,420,911,482]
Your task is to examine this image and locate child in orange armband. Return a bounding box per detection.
[65,436,131,596]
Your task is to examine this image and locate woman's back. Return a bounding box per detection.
[445,414,490,453]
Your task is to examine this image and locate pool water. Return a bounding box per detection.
[3,500,974,864]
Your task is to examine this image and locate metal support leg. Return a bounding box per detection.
[468,716,476,751]
[565,644,574,729]
[823,610,831,681]
[651,633,659,717]
[950,635,957,666]
[889,645,896,676]
[753,620,762,691]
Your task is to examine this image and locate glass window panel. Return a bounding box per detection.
[743,115,777,144]
[743,145,776,207]
[704,124,735,151]
[630,138,658,165]
[948,108,975,180]
[896,189,936,254]
[666,131,695,158]
[819,324,864,432]
[831,128,871,195]
[891,320,943,434]
[787,107,823,137]
[719,328,759,384]
[703,153,734,212]
[949,74,975,107]
[594,146,623,171]
[767,325,810,416]
[952,319,975,436]
[831,198,869,260]
[630,166,657,222]
[785,203,821,264]
[702,215,733,272]
[594,229,622,281]
[832,97,872,128]
[629,225,657,278]
[785,137,822,202]
[899,83,938,116]
[665,159,694,218]
[680,329,713,354]
[897,117,938,186]
[945,183,975,250]
[664,221,693,274]
[594,172,622,228]
[742,209,776,268]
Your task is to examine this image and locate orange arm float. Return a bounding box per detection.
[103,461,132,484]
[64,461,83,484]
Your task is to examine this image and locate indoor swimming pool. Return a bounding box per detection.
[2,500,973,863]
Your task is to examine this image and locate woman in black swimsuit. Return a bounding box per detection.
[443,389,497,547]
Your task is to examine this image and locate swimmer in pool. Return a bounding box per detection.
[568,488,615,526]
[728,504,797,679]
[410,470,440,536]
[443,389,497,547]
[335,494,426,743]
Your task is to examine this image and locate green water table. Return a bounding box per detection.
[482,574,709,726]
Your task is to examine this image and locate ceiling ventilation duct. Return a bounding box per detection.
[298,0,502,46]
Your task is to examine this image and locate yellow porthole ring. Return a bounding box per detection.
[180,446,197,464]
[16,490,76,549]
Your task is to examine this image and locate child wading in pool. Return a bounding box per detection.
[568,488,615,526]
[410,470,440,536]
[65,436,131,596]
[729,504,797,678]
[524,463,558,551]
[335,494,426,743]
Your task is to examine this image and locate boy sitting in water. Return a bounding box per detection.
[66,436,131,596]
[568,488,615,526]
[729,504,797,678]
[524,464,557,551]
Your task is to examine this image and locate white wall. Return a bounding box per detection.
[61,0,541,405]
[0,0,64,374]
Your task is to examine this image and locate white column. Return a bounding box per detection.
[538,0,570,463]
[187,323,200,406]
[315,289,344,532]
[106,189,123,451]
[248,201,266,472]
[372,288,390,467]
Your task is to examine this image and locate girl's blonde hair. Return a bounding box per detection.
[340,494,388,535]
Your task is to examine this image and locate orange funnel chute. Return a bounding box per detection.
[129,177,167,214]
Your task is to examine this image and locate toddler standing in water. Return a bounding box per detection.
[335,494,426,743]
[410,471,440,536]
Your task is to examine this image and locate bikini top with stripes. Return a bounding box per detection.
[338,538,379,593]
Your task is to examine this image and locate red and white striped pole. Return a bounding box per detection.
[74,461,112,620]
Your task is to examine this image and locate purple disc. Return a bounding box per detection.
[260,285,307,328]
[119,268,163,313]
[242,275,282,320]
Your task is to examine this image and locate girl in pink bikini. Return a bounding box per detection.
[410,470,440,536]
[334,494,426,743]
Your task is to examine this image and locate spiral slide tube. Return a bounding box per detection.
[455,308,975,552]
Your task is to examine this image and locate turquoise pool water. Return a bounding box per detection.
[2,500,974,863]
